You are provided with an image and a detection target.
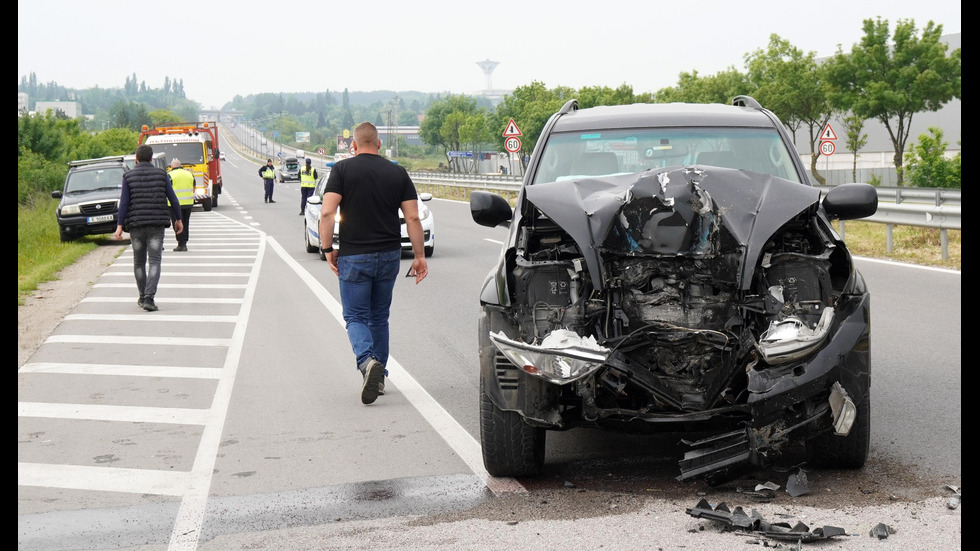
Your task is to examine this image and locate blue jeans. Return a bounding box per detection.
[337,249,401,370]
[129,225,165,298]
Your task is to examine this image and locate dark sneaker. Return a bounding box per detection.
[137,295,145,307]
[141,297,158,312]
[361,359,384,404]
[269,199,276,203]
[378,379,385,396]
[173,245,187,252]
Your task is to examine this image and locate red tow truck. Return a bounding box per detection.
[138,122,223,210]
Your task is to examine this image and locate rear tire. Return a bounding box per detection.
[480,377,546,477]
[211,192,218,208]
[202,197,213,212]
[805,386,870,469]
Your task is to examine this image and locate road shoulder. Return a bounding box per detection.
[18,243,125,368]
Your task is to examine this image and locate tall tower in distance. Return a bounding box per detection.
[476,58,499,93]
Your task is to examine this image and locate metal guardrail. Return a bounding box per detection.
[409,172,960,260]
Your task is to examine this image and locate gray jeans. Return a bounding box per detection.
[129,226,165,298]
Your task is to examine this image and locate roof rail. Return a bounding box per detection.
[67,155,125,168]
[732,95,763,109]
[559,99,579,114]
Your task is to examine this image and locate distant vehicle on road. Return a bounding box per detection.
[304,174,435,258]
[279,156,300,182]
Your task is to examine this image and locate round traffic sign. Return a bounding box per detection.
[820,140,836,156]
[504,136,522,153]
[317,148,326,155]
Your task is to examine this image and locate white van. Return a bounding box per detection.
[295,149,305,158]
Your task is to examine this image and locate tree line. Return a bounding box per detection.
[19,16,959,199]
[419,18,959,187]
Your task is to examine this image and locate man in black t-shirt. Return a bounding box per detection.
[319,122,428,405]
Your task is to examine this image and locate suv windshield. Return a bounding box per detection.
[533,127,802,185]
[150,143,205,164]
[65,167,125,193]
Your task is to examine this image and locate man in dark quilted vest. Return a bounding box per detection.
[113,144,184,312]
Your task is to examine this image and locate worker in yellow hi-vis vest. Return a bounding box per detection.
[299,157,319,215]
[168,158,195,252]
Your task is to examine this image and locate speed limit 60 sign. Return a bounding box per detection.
[504,136,522,153]
[820,140,836,156]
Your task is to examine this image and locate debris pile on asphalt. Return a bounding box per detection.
[686,498,847,542]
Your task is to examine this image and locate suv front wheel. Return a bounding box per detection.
[480,377,546,477]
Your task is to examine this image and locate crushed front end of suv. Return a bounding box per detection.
[51,155,128,242]
[470,97,878,484]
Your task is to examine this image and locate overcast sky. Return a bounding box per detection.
[18,0,960,110]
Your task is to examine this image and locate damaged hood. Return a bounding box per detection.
[524,167,821,290]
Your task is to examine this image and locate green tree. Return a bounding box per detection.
[746,34,835,184]
[841,114,869,182]
[148,109,184,126]
[493,82,576,166]
[654,68,750,105]
[904,127,960,189]
[18,111,67,160]
[419,95,480,152]
[109,100,151,131]
[93,127,140,155]
[825,18,960,186]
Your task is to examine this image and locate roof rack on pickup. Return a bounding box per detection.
[67,155,126,168]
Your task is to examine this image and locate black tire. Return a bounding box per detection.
[211,192,218,208]
[58,226,74,243]
[480,377,546,477]
[424,244,434,257]
[202,197,213,212]
[305,222,318,253]
[805,387,870,469]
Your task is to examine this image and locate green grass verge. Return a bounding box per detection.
[18,196,107,305]
[838,220,961,271]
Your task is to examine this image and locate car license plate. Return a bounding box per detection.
[87,214,115,224]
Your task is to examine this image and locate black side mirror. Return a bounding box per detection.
[823,183,878,220]
[470,190,513,228]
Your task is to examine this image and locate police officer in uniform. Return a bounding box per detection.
[168,158,195,251]
[299,157,318,214]
[259,159,276,203]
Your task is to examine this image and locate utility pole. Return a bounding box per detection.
[278,111,284,162]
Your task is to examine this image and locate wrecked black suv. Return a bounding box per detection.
[470,96,878,483]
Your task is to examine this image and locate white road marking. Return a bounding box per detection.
[19,402,210,425]
[18,463,189,496]
[19,362,222,379]
[265,237,526,497]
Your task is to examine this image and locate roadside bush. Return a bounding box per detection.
[905,127,961,189]
[18,149,67,206]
